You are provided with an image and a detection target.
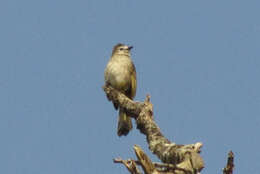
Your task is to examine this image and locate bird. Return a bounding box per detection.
[104,43,137,136]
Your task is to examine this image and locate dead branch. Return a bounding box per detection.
[223,151,234,174]
[113,158,142,174]
[103,85,204,174]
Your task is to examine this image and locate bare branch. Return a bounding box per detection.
[133,145,158,174]
[103,85,204,173]
[114,158,142,174]
[223,151,234,174]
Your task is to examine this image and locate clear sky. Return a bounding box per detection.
[0,0,259,174]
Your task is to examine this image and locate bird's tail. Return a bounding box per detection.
[117,108,133,136]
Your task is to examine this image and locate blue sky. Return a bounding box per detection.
[0,0,259,174]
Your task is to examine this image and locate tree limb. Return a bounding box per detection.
[103,85,204,173]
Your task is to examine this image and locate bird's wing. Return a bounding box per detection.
[130,63,137,99]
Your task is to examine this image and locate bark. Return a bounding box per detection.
[103,85,204,174]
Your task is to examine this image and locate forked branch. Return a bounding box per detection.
[103,85,204,174]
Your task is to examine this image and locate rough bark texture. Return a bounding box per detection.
[103,85,204,174]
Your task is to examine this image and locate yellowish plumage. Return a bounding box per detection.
[105,43,137,136]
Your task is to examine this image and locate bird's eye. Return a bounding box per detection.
[119,48,124,51]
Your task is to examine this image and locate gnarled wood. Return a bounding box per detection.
[103,85,204,174]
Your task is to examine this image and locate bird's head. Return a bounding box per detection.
[112,43,133,56]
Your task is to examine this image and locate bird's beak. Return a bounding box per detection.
[128,46,133,50]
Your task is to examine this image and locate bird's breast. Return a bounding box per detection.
[105,59,132,91]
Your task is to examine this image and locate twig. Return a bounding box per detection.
[114,158,142,174]
[223,151,234,174]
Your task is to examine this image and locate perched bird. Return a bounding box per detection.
[104,43,137,136]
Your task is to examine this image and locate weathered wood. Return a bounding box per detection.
[103,85,204,174]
